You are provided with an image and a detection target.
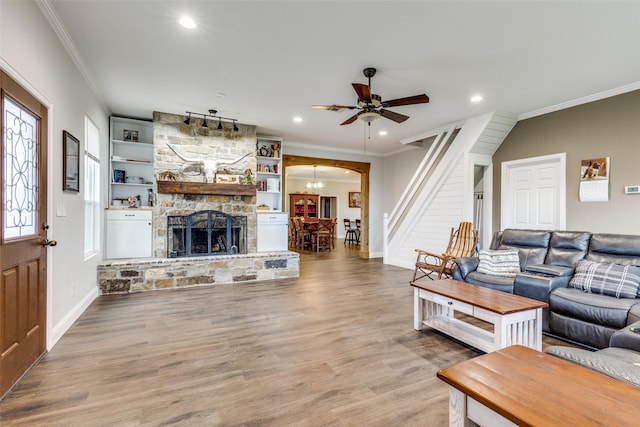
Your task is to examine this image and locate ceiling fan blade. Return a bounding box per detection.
[381,94,429,108]
[311,105,358,111]
[340,113,360,125]
[380,109,410,123]
[352,83,371,103]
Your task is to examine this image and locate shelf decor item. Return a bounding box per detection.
[123,129,138,142]
[113,169,126,183]
[63,130,80,192]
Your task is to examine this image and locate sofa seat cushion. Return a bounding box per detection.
[476,249,521,277]
[550,287,637,329]
[465,271,514,293]
[544,346,640,387]
[569,260,640,299]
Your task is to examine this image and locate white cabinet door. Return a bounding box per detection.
[257,213,288,252]
[106,210,152,258]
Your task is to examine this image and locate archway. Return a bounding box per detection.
[282,155,371,259]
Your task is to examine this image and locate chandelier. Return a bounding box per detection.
[306,165,324,189]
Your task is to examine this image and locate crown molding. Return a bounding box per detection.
[36,0,108,113]
[519,81,640,121]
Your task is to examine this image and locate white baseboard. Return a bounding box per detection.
[48,286,99,350]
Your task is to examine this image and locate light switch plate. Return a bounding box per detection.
[624,186,640,194]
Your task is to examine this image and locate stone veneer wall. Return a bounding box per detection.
[152,111,258,257]
[98,252,299,294]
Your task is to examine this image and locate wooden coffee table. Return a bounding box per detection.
[411,279,547,352]
[438,345,640,426]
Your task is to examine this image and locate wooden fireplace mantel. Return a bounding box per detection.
[157,181,257,196]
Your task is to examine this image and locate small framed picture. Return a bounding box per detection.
[349,191,361,208]
[123,129,139,142]
[113,169,126,183]
[63,130,80,192]
[215,174,240,184]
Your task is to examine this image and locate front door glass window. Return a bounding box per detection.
[3,96,38,240]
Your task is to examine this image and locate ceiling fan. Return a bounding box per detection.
[312,67,429,126]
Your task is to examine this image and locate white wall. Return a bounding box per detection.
[1,1,109,348]
[382,146,426,213]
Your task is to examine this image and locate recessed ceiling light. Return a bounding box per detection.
[215,92,226,98]
[378,130,388,136]
[470,95,483,103]
[293,116,303,123]
[179,16,196,29]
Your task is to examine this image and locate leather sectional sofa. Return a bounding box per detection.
[545,321,640,387]
[453,229,640,349]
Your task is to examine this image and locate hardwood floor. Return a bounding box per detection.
[0,244,567,426]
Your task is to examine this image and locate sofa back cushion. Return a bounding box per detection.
[569,260,640,299]
[495,229,551,270]
[545,231,592,267]
[586,234,640,266]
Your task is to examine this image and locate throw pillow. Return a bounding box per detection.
[569,260,640,299]
[476,249,521,277]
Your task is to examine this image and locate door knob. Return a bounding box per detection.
[42,239,57,247]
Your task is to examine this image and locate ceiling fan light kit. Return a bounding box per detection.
[313,67,429,128]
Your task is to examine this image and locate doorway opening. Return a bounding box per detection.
[320,196,337,219]
[283,155,370,258]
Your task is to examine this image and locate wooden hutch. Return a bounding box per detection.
[289,193,319,221]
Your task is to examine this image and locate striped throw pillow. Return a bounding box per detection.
[476,249,521,277]
[569,260,640,299]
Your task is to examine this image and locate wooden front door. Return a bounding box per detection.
[0,71,49,398]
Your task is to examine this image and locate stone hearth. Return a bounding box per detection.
[98,251,299,294]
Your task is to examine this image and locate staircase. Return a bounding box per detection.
[383,111,517,270]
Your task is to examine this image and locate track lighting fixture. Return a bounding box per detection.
[183,109,240,132]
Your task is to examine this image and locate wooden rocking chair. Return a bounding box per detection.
[412,222,478,282]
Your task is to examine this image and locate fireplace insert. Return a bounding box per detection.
[167,210,247,257]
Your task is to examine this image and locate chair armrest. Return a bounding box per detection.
[453,257,479,280]
[414,248,447,258]
[525,264,574,277]
[610,321,640,352]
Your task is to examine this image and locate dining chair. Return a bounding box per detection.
[344,218,358,245]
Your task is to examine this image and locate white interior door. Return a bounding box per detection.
[501,153,566,230]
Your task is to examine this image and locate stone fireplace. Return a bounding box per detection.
[152,111,257,257]
[97,111,299,295]
[167,210,247,257]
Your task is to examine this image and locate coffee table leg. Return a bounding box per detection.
[414,288,423,330]
[449,387,476,427]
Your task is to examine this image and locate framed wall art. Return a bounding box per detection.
[349,191,361,208]
[63,130,79,192]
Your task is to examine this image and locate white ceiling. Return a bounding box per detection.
[286,165,360,183]
[47,1,640,157]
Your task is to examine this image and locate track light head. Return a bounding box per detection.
[201,118,208,128]
[208,109,217,116]
[233,121,239,132]
[183,113,191,125]
[217,118,223,130]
